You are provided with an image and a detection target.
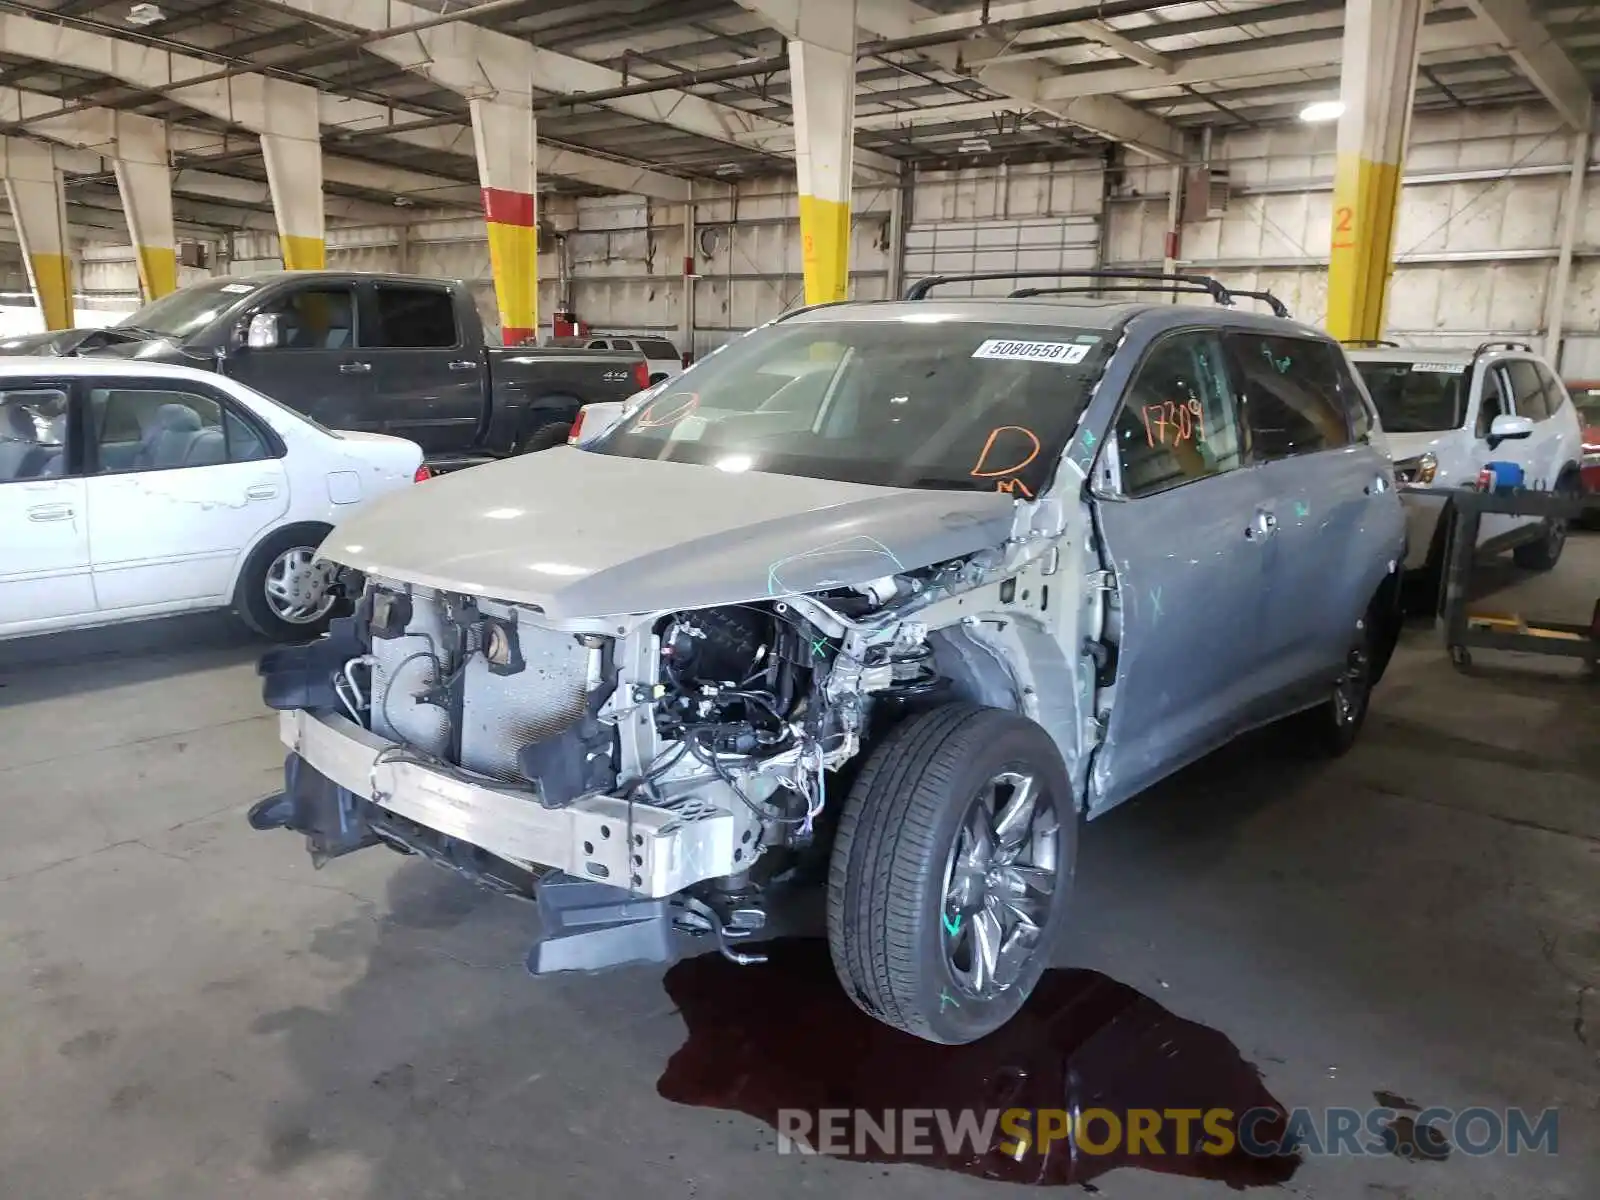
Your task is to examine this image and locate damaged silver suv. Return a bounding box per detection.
[251,271,1405,1045]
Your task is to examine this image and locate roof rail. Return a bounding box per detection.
[1224,289,1291,319]
[1472,340,1533,358]
[1340,338,1401,348]
[907,268,1234,305]
[1005,280,1290,319]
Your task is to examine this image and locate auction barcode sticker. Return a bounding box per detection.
[1408,361,1466,374]
[972,339,1092,364]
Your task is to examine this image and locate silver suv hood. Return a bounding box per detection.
[319,446,1018,619]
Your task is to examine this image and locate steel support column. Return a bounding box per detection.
[110,112,176,300]
[681,184,696,361]
[789,0,857,305]
[1325,0,1424,343]
[1,138,71,329]
[259,83,326,270]
[1543,131,1589,369]
[471,97,537,345]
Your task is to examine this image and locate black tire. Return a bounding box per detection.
[826,704,1078,1045]
[1513,475,1578,570]
[1406,503,1454,618]
[1292,615,1376,757]
[516,420,573,454]
[233,525,335,642]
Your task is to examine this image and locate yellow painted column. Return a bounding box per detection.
[111,113,178,300]
[1325,0,1424,344]
[788,2,857,305]
[470,97,538,344]
[2,138,73,330]
[259,83,326,271]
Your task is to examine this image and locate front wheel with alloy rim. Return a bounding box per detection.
[827,704,1077,1044]
[234,527,337,641]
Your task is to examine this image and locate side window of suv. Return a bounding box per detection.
[1226,332,1352,461]
[1477,367,1512,438]
[1113,330,1243,497]
[1533,361,1567,418]
[1504,360,1548,421]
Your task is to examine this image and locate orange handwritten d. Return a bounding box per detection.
[970,425,1042,478]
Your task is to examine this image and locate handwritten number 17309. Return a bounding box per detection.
[1139,399,1203,448]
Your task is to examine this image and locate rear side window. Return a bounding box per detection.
[1533,361,1567,418]
[637,339,680,359]
[372,287,458,348]
[1226,332,1352,460]
[89,387,271,474]
[1113,330,1243,497]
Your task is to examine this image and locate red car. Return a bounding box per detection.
[1570,382,1600,494]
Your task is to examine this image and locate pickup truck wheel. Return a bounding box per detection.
[515,421,572,453]
[1512,474,1577,571]
[826,704,1077,1045]
[235,526,336,642]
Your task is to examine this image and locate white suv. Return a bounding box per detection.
[1348,341,1585,588]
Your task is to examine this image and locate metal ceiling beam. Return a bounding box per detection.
[1038,15,1493,100]
[0,7,696,200]
[259,0,902,182]
[853,0,1183,160]
[0,82,485,212]
[1462,0,1593,128]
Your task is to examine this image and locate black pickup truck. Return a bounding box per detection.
[2,272,648,463]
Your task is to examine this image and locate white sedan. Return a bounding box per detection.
[0,357,424,642]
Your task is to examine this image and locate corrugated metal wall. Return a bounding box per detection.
[905,161,1103,297]
[65,102,1600,376]
[1106,106,1600,374]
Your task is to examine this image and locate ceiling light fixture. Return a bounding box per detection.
[1299,100,1345,123]
[957,137,993,154]
[127,3,164,25]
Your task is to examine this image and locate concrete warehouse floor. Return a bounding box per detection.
[1,540,1598,1200]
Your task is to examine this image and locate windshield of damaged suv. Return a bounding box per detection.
[117,278,259,339]
[592,319,1109,495]
[1354,360,1468,433]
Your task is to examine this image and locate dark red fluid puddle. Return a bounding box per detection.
[657,938,1300,1190]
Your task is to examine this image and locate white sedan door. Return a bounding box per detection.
[0,385,94,634]
[83,382,288,613]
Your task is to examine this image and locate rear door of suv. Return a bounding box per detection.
[1223,329,1397,710]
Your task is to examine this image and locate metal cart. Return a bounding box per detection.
[1438,485,1600,671]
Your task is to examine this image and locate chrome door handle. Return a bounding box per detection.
[245,484,279,500]
[339,361,372,374]
[27,503,73,522]
[1245,510,1278,541]
[447,360,477,371]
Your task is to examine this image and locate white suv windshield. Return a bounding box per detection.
[1354,360,1467,434]
[592,319,1109,495]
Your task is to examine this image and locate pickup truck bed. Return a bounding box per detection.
[1,272,649,463]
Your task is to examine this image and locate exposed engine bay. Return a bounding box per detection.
[253,526,1087,973]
